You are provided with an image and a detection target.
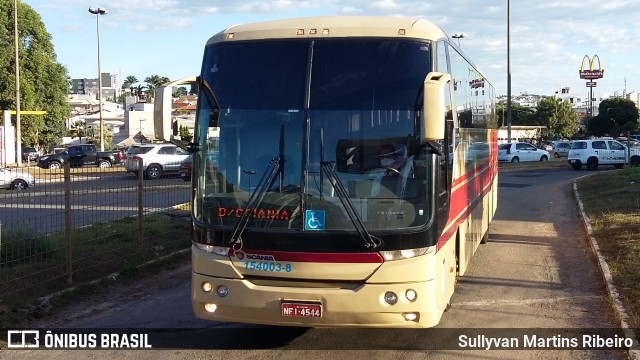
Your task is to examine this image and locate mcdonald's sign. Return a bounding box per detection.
[579,55,604,79]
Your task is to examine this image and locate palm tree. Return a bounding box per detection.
[134,84,147,100]
[123,75,138,89]
[144,75,171,101]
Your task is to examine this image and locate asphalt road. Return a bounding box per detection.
[6,166,629,359]
[0,174,190,234]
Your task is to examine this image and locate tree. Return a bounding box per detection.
[173,86,187,97]
[144,75,170,101]
[533,97,578,139]
[496,103,535,126]
[123,75,137,89]
[85,124,113,150]
[179,125,192,142]
[588,98,639,137]
[68,120,86,143]
[133,84,147,100]
[0,0,69,151]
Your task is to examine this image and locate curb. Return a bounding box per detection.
[573,179,640,359]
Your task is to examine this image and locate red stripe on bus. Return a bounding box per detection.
[229,249,384,263]
[437,160,497,250]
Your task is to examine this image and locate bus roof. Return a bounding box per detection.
[206,16,447,45]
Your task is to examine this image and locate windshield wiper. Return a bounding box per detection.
[229,156,282,247]
[319,161,382,249]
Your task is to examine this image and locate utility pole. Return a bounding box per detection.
[507,0,512,143]
[14,0,22,166]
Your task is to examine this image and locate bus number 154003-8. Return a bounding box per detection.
[244,261,292,273]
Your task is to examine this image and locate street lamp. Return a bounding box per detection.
[506,0,512,143]
[452,33,466,47]
[14,0,22,166]
[89,7,107,151]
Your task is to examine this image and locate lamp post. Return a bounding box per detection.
[89,7,107,151]
[452,33,466,48]
[14,0,22,166]
[506,0,512,143]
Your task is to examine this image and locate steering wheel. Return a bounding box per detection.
[371,166,402,176]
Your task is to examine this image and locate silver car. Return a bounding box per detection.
[553,142,571,158]
[124,143,190,179]
[1,167,36,190]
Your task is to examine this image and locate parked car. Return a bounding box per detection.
[179,154,192,182]
[124,143,190,179]
[553,142,572,158]
[0,167,35,190]
[37,144,123,169]
[568,139,640,170]
[498,142,550,163]
[21,146,38,162]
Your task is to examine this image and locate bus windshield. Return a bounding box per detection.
[194,38,433,233]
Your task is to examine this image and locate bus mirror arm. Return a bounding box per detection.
[170,138,199,153]
[425,141,444,157]
[423,72,451,142]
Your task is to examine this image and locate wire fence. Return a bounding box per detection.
[0,162,192,304]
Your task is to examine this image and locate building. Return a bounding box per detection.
[70,72,119,102]
[497,126,546,144]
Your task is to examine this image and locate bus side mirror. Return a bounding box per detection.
[423,72,451,141]
[154,76,198,143]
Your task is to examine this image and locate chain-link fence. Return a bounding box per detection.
[0,161,192,304]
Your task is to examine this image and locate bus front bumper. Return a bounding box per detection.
[192,272,442,328]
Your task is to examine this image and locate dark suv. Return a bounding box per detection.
[22,147,38,162]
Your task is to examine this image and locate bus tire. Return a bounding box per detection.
[481,230,488,244]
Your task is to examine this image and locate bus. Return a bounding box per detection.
[154,16,498,328]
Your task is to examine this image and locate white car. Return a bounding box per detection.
[1,167,36,190]
[498,142,550,163]
[124,143,190,179]
[568,139,640,170]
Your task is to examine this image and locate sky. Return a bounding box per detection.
[23,0,640,98]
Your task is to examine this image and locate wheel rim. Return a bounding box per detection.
[149,167,161,178]
[12,180,27,190]
[49,163,60,169]
[99,161,111,168]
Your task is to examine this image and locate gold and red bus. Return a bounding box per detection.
[155,16,498,328]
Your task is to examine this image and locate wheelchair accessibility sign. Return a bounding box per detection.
[305,210,325,231]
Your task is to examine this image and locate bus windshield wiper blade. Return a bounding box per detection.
[229,156,282,246]
[320,161,382,249]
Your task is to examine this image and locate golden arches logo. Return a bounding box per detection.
[579,55,604,79]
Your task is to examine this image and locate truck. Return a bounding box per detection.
[37,144,124,169]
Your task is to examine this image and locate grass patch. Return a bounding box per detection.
[576,167,640,337]
[0,211,191,328]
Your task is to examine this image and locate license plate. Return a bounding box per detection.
[281,302,322,318]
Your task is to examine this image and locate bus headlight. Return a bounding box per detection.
[216,285,229,297]
[202,282,213,292]
[384,291,398,305]
[379,247,434,261]
[204,303,217,313]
